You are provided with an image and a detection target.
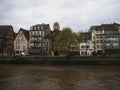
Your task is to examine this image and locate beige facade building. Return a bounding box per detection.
[89,26,104,53]
[14,28,29,55]
[89,23,120,55]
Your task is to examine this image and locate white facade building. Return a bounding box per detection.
[79,32,94,56]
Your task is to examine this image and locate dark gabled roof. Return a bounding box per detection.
[18,28,29,41]
[101,23,120,30]
[53,22,60,30]
[53,22,59,26]
[89,23,120,32]
[22,29,29,41]
[0,25,14,38]
[30,23,50,31]
[89,25,101,32]
[14,33,18,38]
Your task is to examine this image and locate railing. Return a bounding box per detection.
[104,46,120,49]
[31,34,41,37]
[30,40,41,43]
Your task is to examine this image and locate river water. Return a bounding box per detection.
[0,64,120,90]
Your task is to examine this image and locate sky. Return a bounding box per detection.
[0,0,120,32]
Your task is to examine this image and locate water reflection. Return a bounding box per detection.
[0,64,120,90]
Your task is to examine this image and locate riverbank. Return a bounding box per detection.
[0,56,120,65]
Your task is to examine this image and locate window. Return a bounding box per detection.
[30,27,33,30]
[41,26,43,30]
[16,46,20,49]
[100,40,103,43]
[76,47,78,50]
[39,31,41,35]
[86,45,89,48]
[17,36,19,40]
[23,46,25,51]
[81,45,85,48]
[97,45,99,48]
[30,32,32,36]
[97,40,99,43]
[34,31,36,35]
[81,52,84,55]
[41,31,44,36]
[22,35,24,40]
[72,47,75,50]
[100,30,102,33]
[34,27,36,30]
[37,26,40,30]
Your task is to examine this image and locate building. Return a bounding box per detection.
[52,22,61,38]
[89,23,120,55]
[14,28,29,56]
[29,23,51,55]
[0,25,15,56]
[69,43,80,56]
[51,22,61,56]
[89,26,104,53]
[42,35,52,56]
[53,22,60,30]
[79,32,94,56]
[102,23,120,55]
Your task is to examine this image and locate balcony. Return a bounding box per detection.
[104,46,120,50]
[31,34,41,37]
[30,40,41,43]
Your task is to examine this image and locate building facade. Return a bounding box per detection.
[89,26,104,53]
[102,24,120,55]
[29,23,51,55]
[69,44,80,56]
[89,23,120,55]
[14,28,29,56]
[0,25,15,56]
[79,32,94,56]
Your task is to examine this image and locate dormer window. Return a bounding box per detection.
[37,26,40,30]
[41,26,43,30]
[34,27,36,30]
[30,27,33,30]
[118,26,120,32]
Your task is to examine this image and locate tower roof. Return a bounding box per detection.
[53,22,60,30]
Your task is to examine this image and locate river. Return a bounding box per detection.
[0,64,120,90]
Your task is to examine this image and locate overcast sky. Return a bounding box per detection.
[0,0,120,32]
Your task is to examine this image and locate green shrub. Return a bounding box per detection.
[10,57,29,64]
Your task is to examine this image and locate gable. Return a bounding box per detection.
[14,30,27,42]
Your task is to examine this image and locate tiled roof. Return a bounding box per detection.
[18,28,29,41]
[14,33,18,38]
[89,26,101,32]
[0,25,14,38]
[89,23,120,32]
[30,24,50,31]
[101,23,120,30]
[53,22,59,26]
[22,29,29,41]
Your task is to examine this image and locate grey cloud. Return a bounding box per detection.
[0,0,120,32]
